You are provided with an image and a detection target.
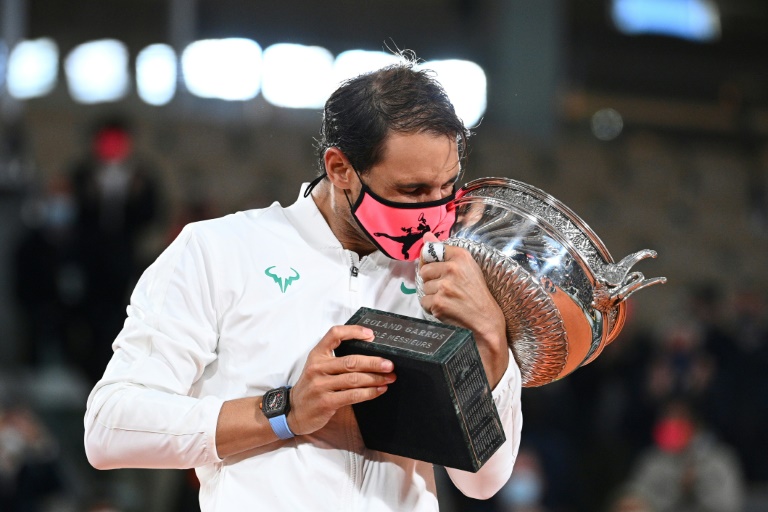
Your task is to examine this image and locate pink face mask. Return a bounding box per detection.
[348,176,456,261]
[653,418,695,453]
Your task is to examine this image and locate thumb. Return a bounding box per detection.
[423,231,439,243]
[420,234,446,264]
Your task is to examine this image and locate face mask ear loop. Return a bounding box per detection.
[343,167,366,210]
[343,188,354,210]
[303,174,327,198]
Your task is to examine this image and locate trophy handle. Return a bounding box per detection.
[592,250,667,312]
[600,249,658,285]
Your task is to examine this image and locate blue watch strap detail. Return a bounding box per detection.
[268,414,295,439]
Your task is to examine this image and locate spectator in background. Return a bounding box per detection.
[671,282,768,484]
[69,117,160,383]
[496,447,548,512]
[163,167,220,245]
[624,398,744,512]
[13,174,87,369]
[0,405,68,511]
[604,486,656,512]
[642,321,719,426]
[720,284,768,482]
[687,283,732,369]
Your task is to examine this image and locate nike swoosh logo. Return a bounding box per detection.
[400,282,417,295]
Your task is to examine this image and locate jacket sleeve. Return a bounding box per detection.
[444,349,523,499]
[84,224,225,469]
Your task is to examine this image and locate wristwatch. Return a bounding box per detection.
[261,386,295,439]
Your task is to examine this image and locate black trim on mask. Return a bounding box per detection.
[350,170,456,210]
[357,181,456,209]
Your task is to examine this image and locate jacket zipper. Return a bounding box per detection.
[349,252,360,292]
[345,252,362,509]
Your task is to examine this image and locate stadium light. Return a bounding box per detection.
[181,38,262,101]
[64,39,130,103]
[612,0,721,42]
[420,59,487,128]
[332,50,402,87]
[7,38,59,99]
[137,43,177,106]
[261,43,335,109]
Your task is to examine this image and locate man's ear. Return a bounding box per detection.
[324,147,355,189]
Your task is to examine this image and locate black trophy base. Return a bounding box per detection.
[335,307,505,472]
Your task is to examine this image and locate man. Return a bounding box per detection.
[626,399,744,512]
[84,59,522,511]
[71,118,160,383]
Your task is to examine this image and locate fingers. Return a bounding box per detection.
[317,331,396,396]
[418,243,490,322]
[420,231,445,266]
[306,325,395,387]
[328,386,391,408]
[323,366,396,392]
[421,240,445,264]
[304,351,394,379]
[289,325,395,435]
[301,364,395,398]
[313,325,375,354]
[303,364,395,419]
[419,243,474,282]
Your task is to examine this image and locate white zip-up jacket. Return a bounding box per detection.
[84,186,523,511]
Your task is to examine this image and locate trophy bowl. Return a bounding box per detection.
[418,178,666,387]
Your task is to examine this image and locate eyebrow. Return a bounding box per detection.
[396,169,463,190]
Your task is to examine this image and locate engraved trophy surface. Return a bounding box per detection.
[417,178,667,387]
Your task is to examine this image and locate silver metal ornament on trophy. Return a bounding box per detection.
[417,177,667,387]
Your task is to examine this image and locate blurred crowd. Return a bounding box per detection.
[12,119,159,384]
[443,282,768,512]
[1,119,767,512]
[0,405,67,511]
[1,117,210,511]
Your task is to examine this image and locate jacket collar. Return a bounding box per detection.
[284,184,392,269]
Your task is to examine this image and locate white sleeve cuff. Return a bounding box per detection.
[491,347,522,415]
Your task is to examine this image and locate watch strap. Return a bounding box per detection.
[268,414,295,440]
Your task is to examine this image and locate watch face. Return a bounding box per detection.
[263,387,290,418]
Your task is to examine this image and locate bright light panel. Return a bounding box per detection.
[420,59,487,128]
[612,0,721,42]
[137,44,177,106]
[7,38,59,99]
[261,43,335,109]
[4,33,489,121]
[65,39,130,104]
[181,38,262,101]
[332,50,402,87]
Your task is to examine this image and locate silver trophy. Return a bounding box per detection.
[417,178,666,387]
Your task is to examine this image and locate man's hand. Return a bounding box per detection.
[418,232,509,387]
[288,325,396,436]
[215,325,395,458]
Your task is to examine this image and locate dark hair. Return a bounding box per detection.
[315,57,471,176]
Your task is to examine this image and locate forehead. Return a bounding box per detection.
[368,131,460,182]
